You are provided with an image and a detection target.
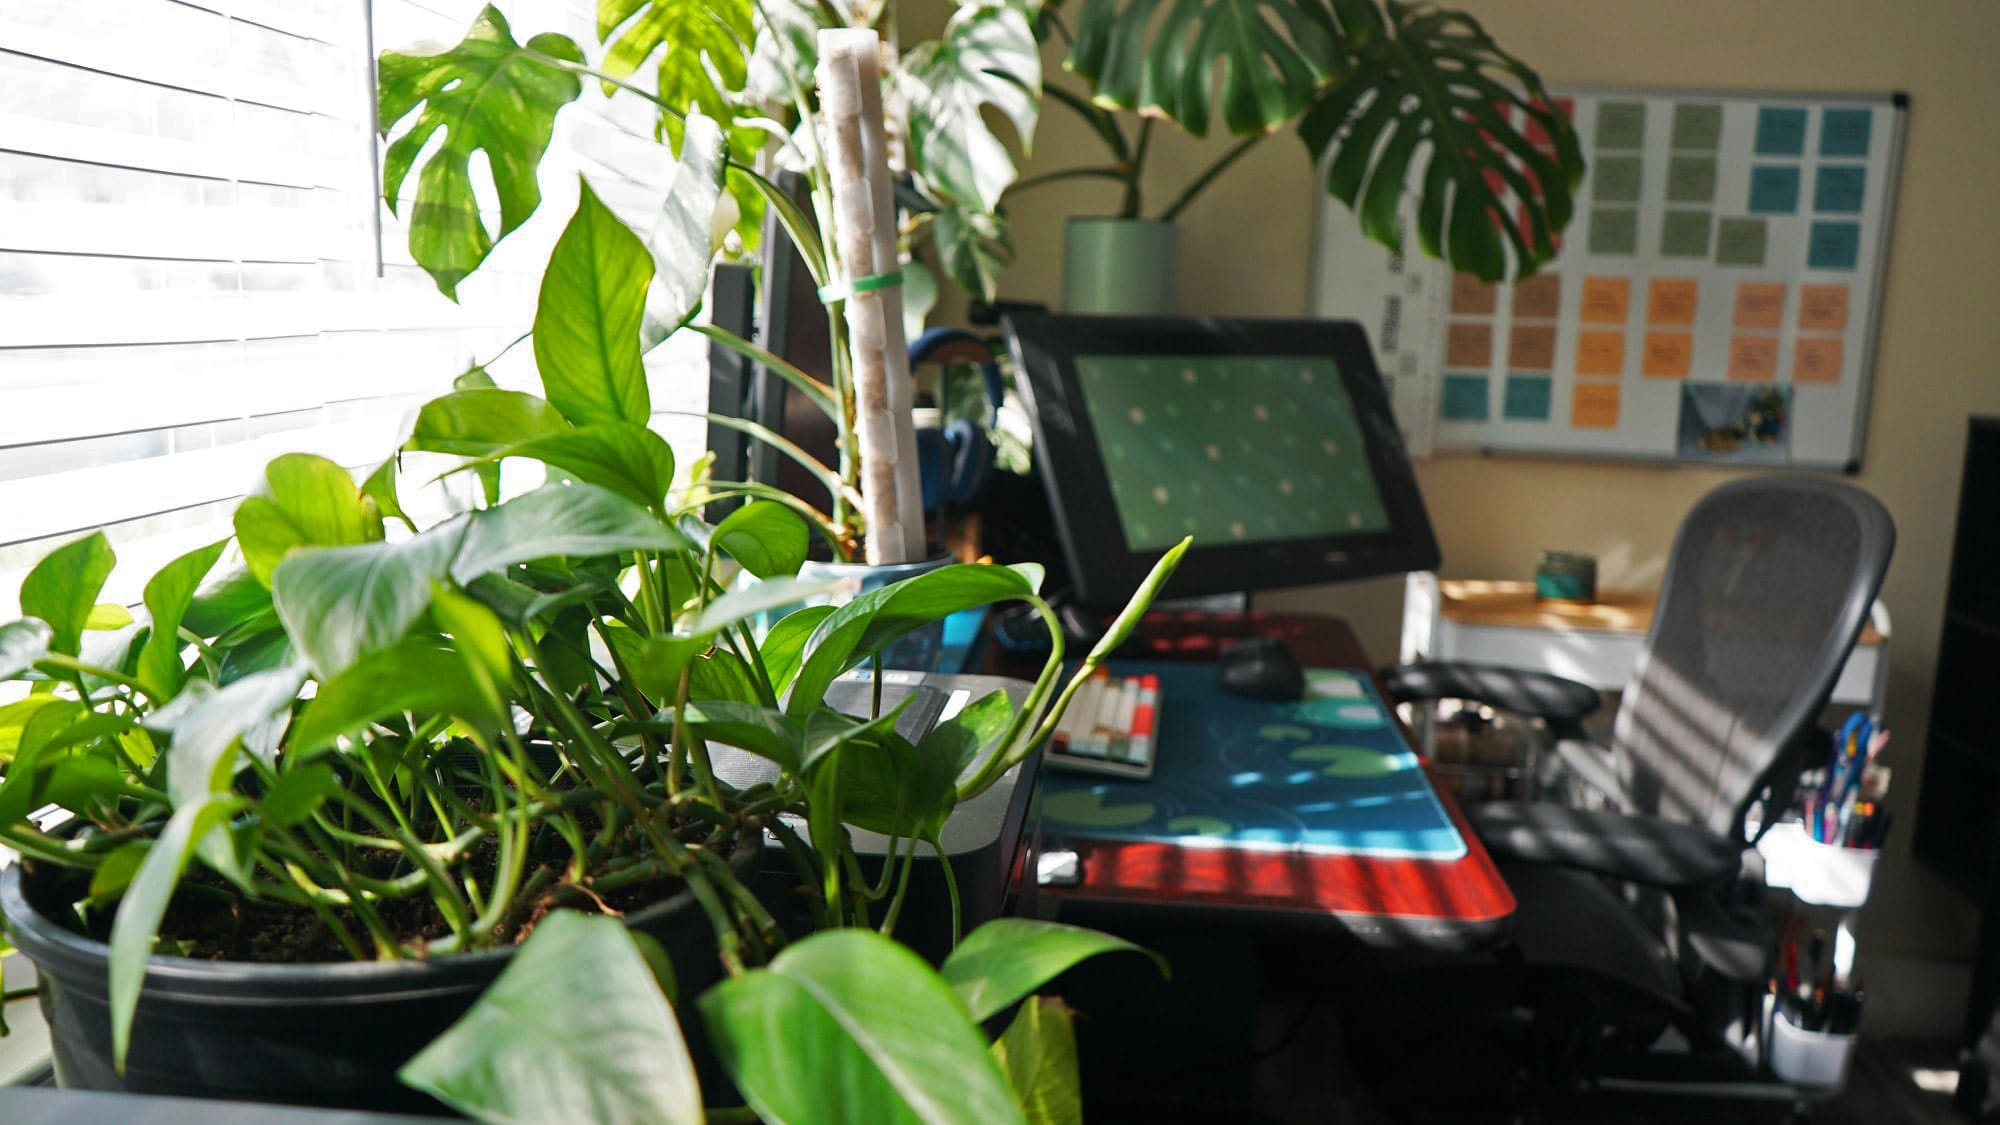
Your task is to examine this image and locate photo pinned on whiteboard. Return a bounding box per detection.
[1677,384,1791,463]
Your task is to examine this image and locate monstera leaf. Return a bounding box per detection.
[900,2,1041,213]
[926,201,1014,302]
[598,0,753,152]
[379,6,585,298]
[1067,0,1342,137]
[1298,0,1582,281]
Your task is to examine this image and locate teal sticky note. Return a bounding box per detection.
[1589,208,1639,256]
[1595,102,1647,149]
[1716,218,1768,267]
[1661,210,1712,258]
[1667,155,1718,203]
[1821,108,1873,157]
[1749,165,1801,214]
[1808,221,1861,270]
[1503,375,1553,421]
[1816,165,1867,213]
[1671,103,1724,150]
[1441,374,1490,421]
[1756,106,1808,155]
[1592,155,1643,203]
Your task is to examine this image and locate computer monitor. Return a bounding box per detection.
[1006,314,1440,610]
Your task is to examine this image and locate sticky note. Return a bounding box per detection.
[1808,221,1862,270]
[1756,106,1809,156]
[1667,156,1718,203]
[1816,165,1867,213]
[1647,278,1700,326]
[1580,277,1631,324]
[1589,208,1639,256]
[1799,284,1851,331]
[1512,272,1562,320]
[1525,98,1575,148]
[1576,330,1627,376]
[1820,107,1873,157]
[1571,382,1622,428]
[1504,375,1553,421]
[1595,102,1647,149]
[1441,374,1491,420]
[1592,156,1644,203]
[1716,218,1769,267]
[1642,332,1694,378]
[1749,166,1802,214]
[1446,321,1493,367]
[1729,335,1780,381]
[1509,324,1557,370]
[1795,338,1845,383]
[1734,282,1787,329]
[1661,210,1712,257]
[1450,273,1498,315]
[1672,103,1724,150]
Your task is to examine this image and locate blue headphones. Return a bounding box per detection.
[908,327,1005,510]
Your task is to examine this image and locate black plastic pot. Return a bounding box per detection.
[0,834,760,1113]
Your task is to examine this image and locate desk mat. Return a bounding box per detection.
[1039,663,1467,860]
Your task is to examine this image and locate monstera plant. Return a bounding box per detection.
[1028,0,1584,281]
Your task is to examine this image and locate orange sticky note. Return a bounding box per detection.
[1447,321,1494,367]
[1580,277,1630,324]
[1799,284,1851,332]
[1734,282,1787,330]
[1642,332,1693,378]
[1795,337,1845,384]
[1729,335,1779,381]
[1575,331,1626,376]
[1512,272,1562,320]
[1509,324,1557,370]
[1451,273,1498,315]
[1571,382,1621,428]
[1647,278,1700,326]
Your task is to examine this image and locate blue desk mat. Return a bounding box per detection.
[1040,663,1467,859]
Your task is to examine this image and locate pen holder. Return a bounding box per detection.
[1768,1002,1860,1090]
[1756,821,1879,908]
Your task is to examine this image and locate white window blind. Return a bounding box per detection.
[0,0,710,619]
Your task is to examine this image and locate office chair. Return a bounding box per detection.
[1378,476,1895,1110]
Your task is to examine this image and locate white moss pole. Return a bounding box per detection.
[816,28,926,566]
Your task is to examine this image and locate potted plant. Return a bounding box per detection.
[0,3,1188,1118]
[1015,0,1585,312]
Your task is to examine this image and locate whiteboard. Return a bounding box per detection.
[1312,87,1906,470]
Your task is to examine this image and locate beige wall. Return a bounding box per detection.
[984,1,2000,965]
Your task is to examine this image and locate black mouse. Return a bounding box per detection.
[1216,637,1305,701]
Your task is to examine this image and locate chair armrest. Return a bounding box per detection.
[1379,661,1603,725]
[1469,801,1743,889]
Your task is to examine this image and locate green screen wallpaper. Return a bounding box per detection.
[1074,355,1390,551]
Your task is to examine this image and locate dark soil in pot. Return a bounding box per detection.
[0,831,761,1114]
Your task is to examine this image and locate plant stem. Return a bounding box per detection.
[1159,133,1265,223]
[1120,119,1155,219]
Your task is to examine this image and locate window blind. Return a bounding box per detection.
[0,0,709,619]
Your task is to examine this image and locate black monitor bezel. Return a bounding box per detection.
[1006,314,1440,609]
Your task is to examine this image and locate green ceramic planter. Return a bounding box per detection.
[1063,218,1179,315]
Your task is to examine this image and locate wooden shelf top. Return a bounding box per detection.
[1436,579,1883,645]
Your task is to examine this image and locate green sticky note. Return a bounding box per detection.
[1749,165,1801,214]
[1595,102,1647,150]
[1666,155,1717,203]
[1756,106,1809,156]
[1808,221,1861,270]
[1589,208,1639,256]
[1821,107,1873,157]
[1672,103,1724,150]
[1715,217,1768,267]
[1592,155,1643,203]
[1660,210,1712,257]
[1815,165,1867,213]
[1441,374,1490,421]
[1503,375,1554,421]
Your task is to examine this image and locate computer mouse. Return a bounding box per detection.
[1216,636,1306,701]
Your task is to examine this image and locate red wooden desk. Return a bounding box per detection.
[1016,611,1515,951]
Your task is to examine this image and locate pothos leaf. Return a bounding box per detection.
[379,6,585,298]
[533,180,654,427]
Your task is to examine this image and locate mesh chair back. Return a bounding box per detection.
[1612,478,1894,841]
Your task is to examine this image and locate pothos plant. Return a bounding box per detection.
[376,0,1040,558]
[1021,0,1584,281]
